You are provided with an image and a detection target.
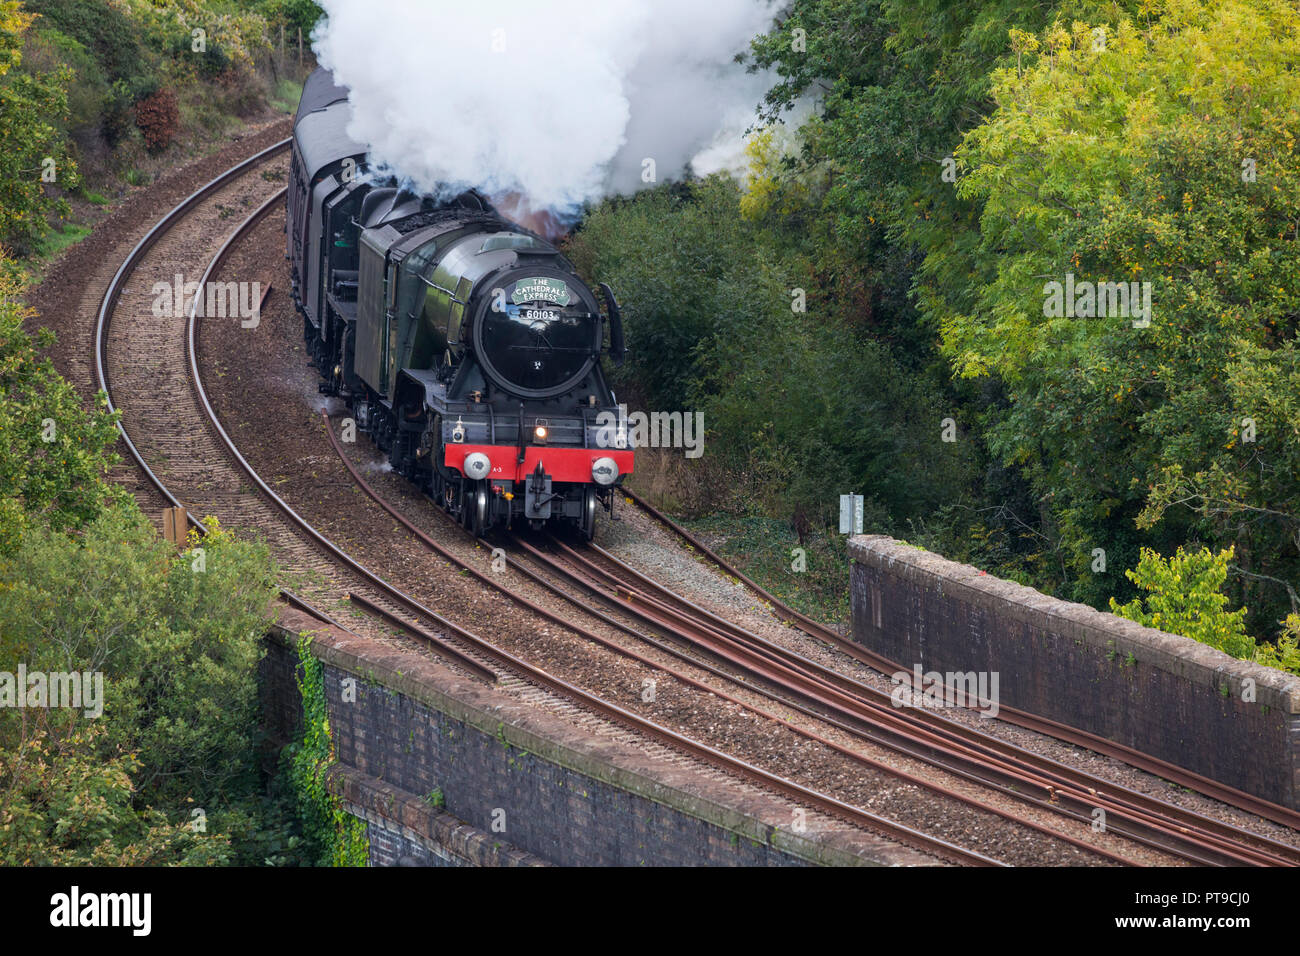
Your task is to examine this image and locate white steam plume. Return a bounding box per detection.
[313,0,777,215]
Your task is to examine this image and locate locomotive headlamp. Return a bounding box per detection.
[534,425,548,442]
[592,457,618,486]
[463,452,491,481]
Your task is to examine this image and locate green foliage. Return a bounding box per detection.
[633,0,1298,636]
[575,0,1104,581]
[7,0,286,248]
[255,0,323,35]
[1110,546,1253,659]
[0,2,78,255]
[27,220,89,262]
[0,0,341,867]
[268,75,301,113]
[0,255,309,867]
[0,267,123,553]
[746,0,1126,363]
[19,0,147,82]
[0,721,222,865]
[569,176,975,529]
[683,513,852,624]
[571,178,765,410]
[1256,615,1300,675]
[284,637,368,866]
[17,1,157,154]
[0,507,282,864]
[927,0,1300,624]
[1111,546,1300,676]
[113,0,271,71]
[22,26,108,147]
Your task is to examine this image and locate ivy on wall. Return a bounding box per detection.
[284,635,368,867]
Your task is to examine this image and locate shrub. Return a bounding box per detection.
[0,508,282,864]
[1110,547,1254,660]
[258,0,324,36]
[213,64,263,117]
[0,3,78,255]
[0,264,122,551]
[134,86,179,152]
[1255,615,1300,676]
[21,26,104,138]
[568,176,976,531]
[20,0,147,83]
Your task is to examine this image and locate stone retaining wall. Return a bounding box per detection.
[263,606,926,866]
[849,535,1300,810]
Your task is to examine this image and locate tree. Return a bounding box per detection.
[0,264,123,554]
[256,0,324,36]
[569,175,974,527]
[931,1,1300,622]
[0,508,282,864]
[1110,546,1253,659]
[0,0,77,255]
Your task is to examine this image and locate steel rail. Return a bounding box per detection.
[320,418,1136,865]
[320,417,1280,868]
[345,590,1002,867]
[91,140,495,684]
[294,220,1288,863]
[174,392,996,865]
[92,143,1273,867]
[91,147,996,866]
[531,537,1292,867]
[624,488,1300,835]
[562,533,1300,867]
[320,407,1285,864]
[94,138,293,509]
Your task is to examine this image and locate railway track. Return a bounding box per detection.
[321,419,1155,865]
[94,139,1300,867]
[627,489,1300,834]
[317,405,1300,866]
[546,534,1300,866]
[93,143,997,867]
[93,140,498,684]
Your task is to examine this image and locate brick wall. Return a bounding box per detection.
[263,608,925,866]
[365,815,458,867]
[331,764,548,867]
[849,535,1300,810]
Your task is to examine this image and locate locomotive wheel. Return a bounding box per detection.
[471,482,489,537]
[458,479,472,530]
[580,486,597,541]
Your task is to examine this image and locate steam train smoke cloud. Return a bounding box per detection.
[313,0,777,216]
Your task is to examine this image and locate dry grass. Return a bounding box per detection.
[624,444,735,518]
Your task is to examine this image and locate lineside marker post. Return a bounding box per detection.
[839,494,863,535]
[163,506,188,549]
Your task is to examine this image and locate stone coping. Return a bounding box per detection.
[849,535,1300,714]
[271,605,930,866]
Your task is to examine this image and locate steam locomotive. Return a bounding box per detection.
[287,68,633,538]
